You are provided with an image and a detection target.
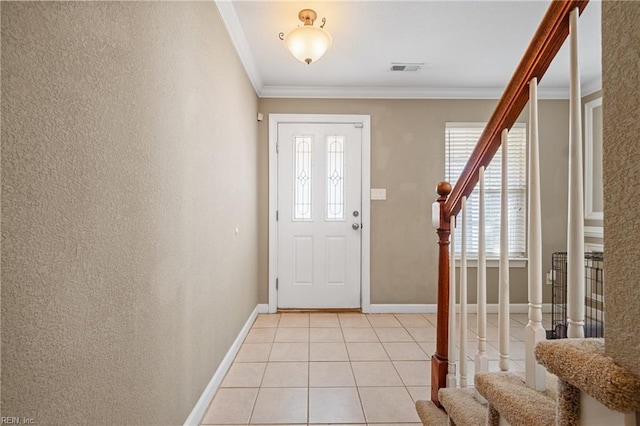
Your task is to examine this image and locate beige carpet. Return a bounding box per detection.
[415,400,448,426]
[536,338,640,413]
[439,387,489,426]
[475,371,556,426]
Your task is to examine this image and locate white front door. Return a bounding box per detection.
[277,122,362,309]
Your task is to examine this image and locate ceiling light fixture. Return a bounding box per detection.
[279,9,332,65]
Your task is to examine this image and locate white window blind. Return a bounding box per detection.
[445,123,527,258]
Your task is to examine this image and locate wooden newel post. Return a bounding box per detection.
[431,181,452,407]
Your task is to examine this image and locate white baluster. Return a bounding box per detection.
[459,197,468,388]
[525,77,547,391]
[475,167,488,402]
[499,129,510,372]
[567,7,585,339]
[447,215,457,388]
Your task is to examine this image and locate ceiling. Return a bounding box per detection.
[217,0,602,99]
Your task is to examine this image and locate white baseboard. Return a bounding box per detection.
[368,303,551,314]
[184,304,261,426]
[460,303,552,314]
[369,304,437,314]
[256,303,269,314]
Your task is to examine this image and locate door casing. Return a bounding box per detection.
[268,114,371,313]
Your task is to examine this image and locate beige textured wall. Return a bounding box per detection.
[1,2,258,424]
[258,99,570,305]
[602,1,640,376]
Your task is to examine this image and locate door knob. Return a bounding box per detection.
[352,223,361,230]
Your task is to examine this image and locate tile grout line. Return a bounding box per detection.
[383,317,408,390]
[307,316,310,425]
[393,314,427,407]
[352,314,370,423]
[248,315,277,425]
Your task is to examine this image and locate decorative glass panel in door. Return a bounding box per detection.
[326,135,345,221]
[293,136,312,220]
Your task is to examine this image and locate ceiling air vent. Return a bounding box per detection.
[390,63,424,72]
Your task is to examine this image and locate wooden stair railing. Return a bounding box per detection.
[431,0,589,407]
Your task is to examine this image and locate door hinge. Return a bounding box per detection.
[276,278,279,290]
[354,123,364,129]
[276,210,279,221]
[276,142,279,153]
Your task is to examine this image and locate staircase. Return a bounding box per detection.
[417,339,640,426]
[416,1,640,425]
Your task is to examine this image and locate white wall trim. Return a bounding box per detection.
[454,258,528,268]
[369,303,551,314]
[584,96,603,221]
[461,303,551,314]
[183,304,262,426]
[584,226,603,239]
[581,76,602,97]
[214,1,263,96]
[259,85,570,100]
[268,116,279,314]
[580,391,635,426]
[360,117,372,313]
[268,114,371,314]
[369,304,438,314]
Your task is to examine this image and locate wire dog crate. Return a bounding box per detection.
[548,251,604,339]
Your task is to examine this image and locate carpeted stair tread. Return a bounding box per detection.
[439,387,487,426]
[535,338,640,413]
[475,371,556,426]
[415,400,448,426]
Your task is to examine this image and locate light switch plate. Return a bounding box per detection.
[371,188,387,200]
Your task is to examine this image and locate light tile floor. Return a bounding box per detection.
[201,312,552,425]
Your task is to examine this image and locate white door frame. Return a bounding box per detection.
[268,114,371,313]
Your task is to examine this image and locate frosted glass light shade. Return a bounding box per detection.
[283,26,332,64]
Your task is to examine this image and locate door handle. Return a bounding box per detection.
[352,223,361,230]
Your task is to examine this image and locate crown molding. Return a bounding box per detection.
[215,2,601,101]
[258,85,571,100]
[582,76,602,96]
[215,0,263,95]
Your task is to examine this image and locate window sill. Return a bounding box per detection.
[454,258,528,268]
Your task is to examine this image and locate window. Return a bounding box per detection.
[326,135,346,221]
[445,123,527,258]
[293,135,313,220]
